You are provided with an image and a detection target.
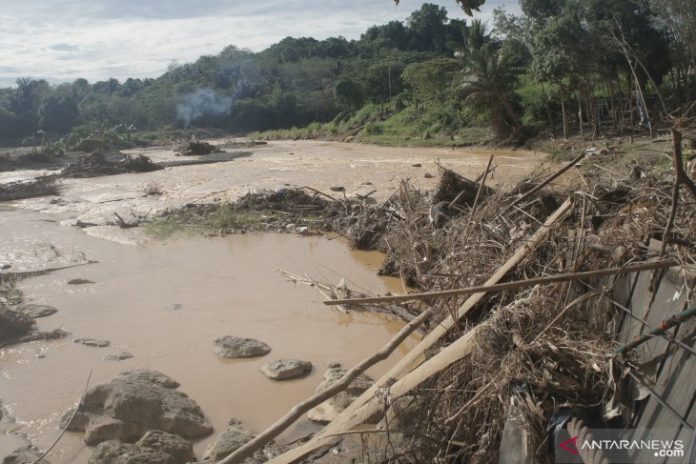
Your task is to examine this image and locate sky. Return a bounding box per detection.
[0,0,520,87]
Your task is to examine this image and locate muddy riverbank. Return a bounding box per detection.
[1,140,544,238]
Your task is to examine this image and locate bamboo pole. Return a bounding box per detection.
[324,259,678,306]
[616,305,696,355]
[264,197,575,464]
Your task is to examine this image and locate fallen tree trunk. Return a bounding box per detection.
[263,197,575,464]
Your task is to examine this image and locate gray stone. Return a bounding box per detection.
[214,336,270,359]
[88,441,173,464]
[201,420,254,461]
[2,446,51,464]
[18,304,58,319]
[136,430,194,464]
[0,309,35,344]
[307,367,373,423]
[118,369,179,388]
[74,338,110,348]
[84,418,132,446]
[260,359,312,381]
[103,352,134,361]
[19,329,68,343]
[61,369,211,445]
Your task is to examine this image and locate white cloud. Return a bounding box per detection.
[0,0,520,86]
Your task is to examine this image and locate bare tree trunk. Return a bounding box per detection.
[561,90,569,140]
[577,91,584,137]
[544,85,555,137]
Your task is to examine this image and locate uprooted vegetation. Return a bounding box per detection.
[61,151,163,178]
[145,188,348,238]
[167,132,695,464]
[0,177,60,202]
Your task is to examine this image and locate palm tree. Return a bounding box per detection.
[458,24,522,139]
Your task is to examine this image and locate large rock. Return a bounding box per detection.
[201,419,254,461]
[0,309,35,344]
[307,365,373,423]
[260,359,312,381]
[2,446,51,464]
[18,304,58,319]
[214,336,270,359]
[61,369,211,446]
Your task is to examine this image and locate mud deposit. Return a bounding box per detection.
[0,208,415,464]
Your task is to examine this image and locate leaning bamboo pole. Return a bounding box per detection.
[260,197,575,464]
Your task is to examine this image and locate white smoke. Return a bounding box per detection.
[176,88,233,127]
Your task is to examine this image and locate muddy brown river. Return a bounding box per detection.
[0,140,545,463]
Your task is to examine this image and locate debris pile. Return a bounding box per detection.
[61,152,162,178]
[175,137,220,156]
[218,132,695,464]
[0,177,60,202]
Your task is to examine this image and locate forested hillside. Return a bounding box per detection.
[1,0,694,147]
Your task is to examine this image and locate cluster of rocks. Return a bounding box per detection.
[213,336,374,422]
[53,368,279,464]
[0,303,61,345]
[214,336,315,382]
[61,369,212,447]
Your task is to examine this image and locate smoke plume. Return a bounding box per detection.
[176,88,233,127]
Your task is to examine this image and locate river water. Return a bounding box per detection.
[0,207,415,463]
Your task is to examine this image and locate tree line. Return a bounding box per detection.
[0,1,694,146]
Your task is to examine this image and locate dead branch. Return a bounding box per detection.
[0,261,98,280]
[504,152,585,212]
[323,259,678,306]
[660,129,696,256]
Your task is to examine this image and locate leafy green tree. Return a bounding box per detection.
[39,95,79,133]
[403,58,459,104]
[407,3,449,52]
[335,78,365,110]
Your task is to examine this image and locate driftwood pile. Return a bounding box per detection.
[0,177,60,202]
[175,137,220,156]
[61,152,162,178]
[209,130,695,464]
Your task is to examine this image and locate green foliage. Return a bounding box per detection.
[403,58,460,104]
[1,0,693,147]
